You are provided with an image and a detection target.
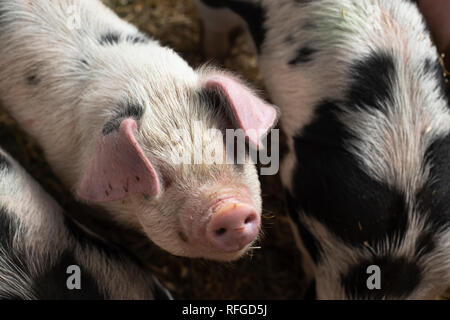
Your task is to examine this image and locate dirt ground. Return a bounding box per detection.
[0,0,448,300]
[0,0,307,300]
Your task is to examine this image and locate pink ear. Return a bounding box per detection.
[77,119,160,202]
[204,75,278,147]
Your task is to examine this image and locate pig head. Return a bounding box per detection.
[0,0,277,261]
[76,67,277,261]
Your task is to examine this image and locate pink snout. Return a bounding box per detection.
[206,203,260,252]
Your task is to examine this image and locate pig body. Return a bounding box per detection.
[0,0,278,261]
[0,148,172,300]
[197,0,450,298]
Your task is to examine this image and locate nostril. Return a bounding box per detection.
[215,227,227,236]
[206,203,260,252]
[244,214,256,225]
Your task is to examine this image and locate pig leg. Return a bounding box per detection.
[195,0,247,60]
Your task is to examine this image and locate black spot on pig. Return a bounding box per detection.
[341,256,422,299]
[294,0,315,3]
[423,57,448,97]
[0,153,10,171]
[26,74,40,86]
[285,34,295,45]
[26,62,45,86]
[417,133,450,231]
[295,216,322,265]
[200,86,261,166]
[79,59,89,69]
[199,86,224,113]
[0,16,6,31]
[201,85,245,129]
[118,103,144,121]
[99,32,120,45]
[347,50,396,112]
[102,103,144,135]
[291,100,409,247]
[200,87,235,126]
[302,21,317,30]
[227,1,267,53]
[0,207,16,248]
[415,230,435,259]
[285,191,322,263]
[33,251,104,300]
[100,32,149,46]
[289,46,317,65]
[0,1,7,29]
[125,34,149,44]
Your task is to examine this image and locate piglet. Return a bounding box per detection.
[0,0,278,261]
[0,148,172,300]
[198,0,450,298]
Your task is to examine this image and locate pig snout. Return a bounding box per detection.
[183,190,262,256]
[206,203,260,252]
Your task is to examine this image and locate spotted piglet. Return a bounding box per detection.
[197,0,450,298]
[0,148,172,300]
[0,0,278,261]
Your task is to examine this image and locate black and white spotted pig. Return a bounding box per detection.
[0,148,172,300]
[197,0,450,299]
[0,0,278,261]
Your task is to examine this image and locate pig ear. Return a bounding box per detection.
[76,119,160,202]
[203,74,278,147]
